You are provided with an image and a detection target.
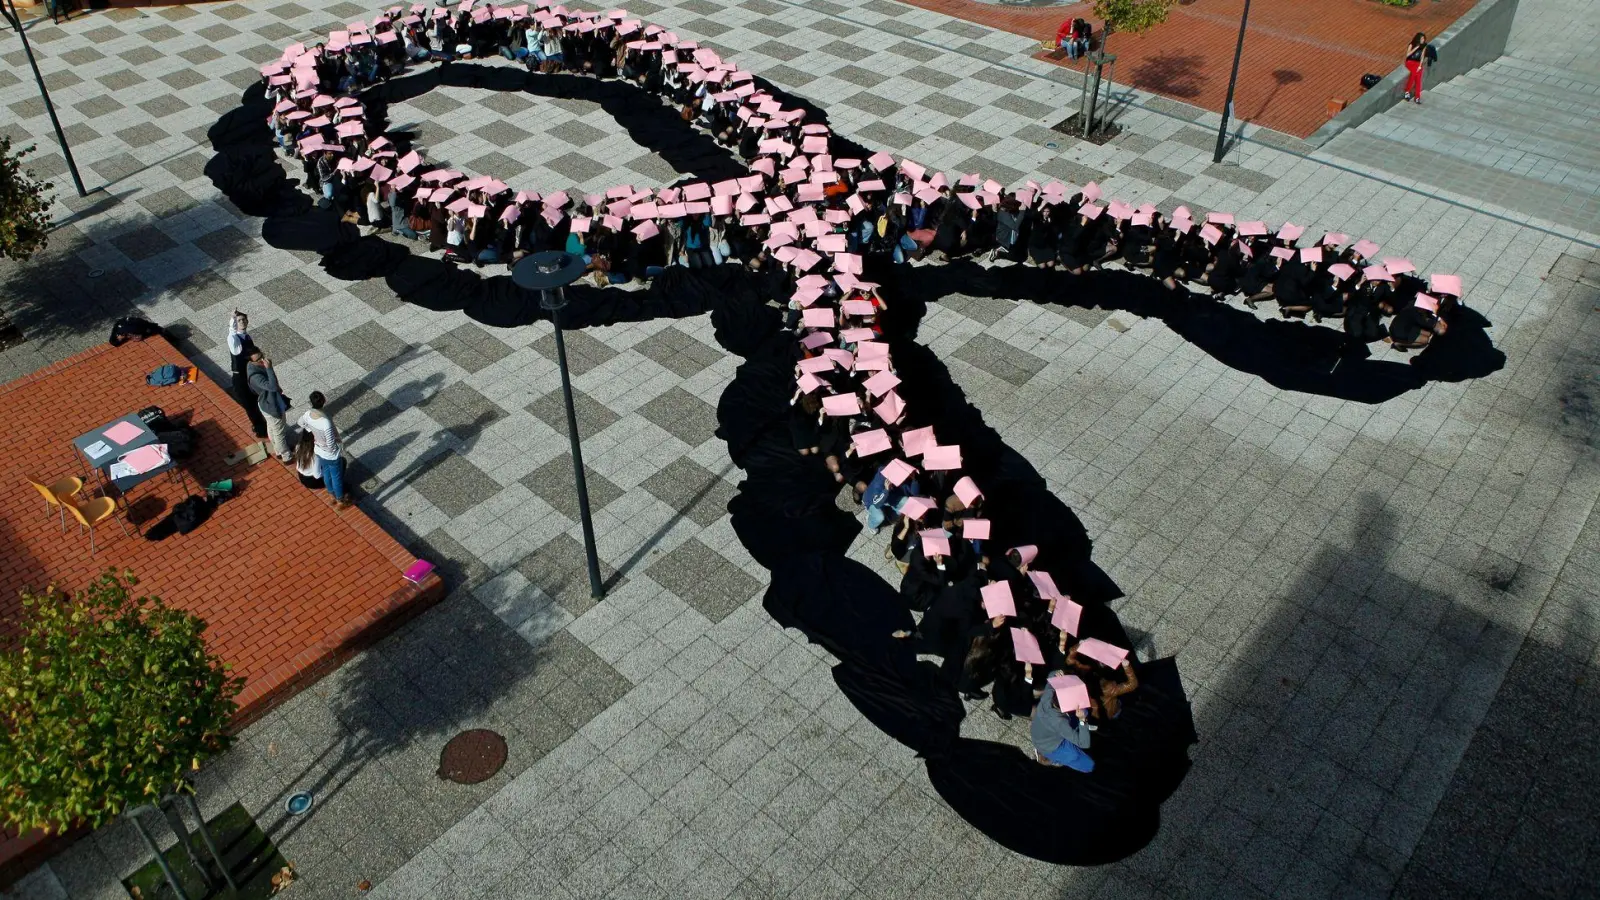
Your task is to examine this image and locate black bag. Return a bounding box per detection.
[136,405,165,426]
[1360,73,1382,90]
[153,428,195,460]
[109,316,163,347]
[171,496,213,535]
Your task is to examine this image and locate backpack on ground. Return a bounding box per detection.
[109,316,163,347]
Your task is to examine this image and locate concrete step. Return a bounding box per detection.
[1434,64,1600,121]
[1487,57,1600,96]
[1418,88,1598,143]
[1401,85,1600,167]
[1362,119,1600,193]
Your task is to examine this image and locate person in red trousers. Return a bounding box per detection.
[1404,32,1431,103]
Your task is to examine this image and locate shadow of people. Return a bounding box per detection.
[889,259,1504,404]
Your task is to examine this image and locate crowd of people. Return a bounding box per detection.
[258,1,1469,771]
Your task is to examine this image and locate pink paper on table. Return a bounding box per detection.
[1051,598,1082,636]
[104,421,144,445]
[851,428,892,456]
[980,581,1015,618]
[953,476,982,506]
[801,308,835,329]
[1048,673,1092,711]
[900,426,936,457]
[862,370,900,398]
[922,445,962,471]
[1011,627,1045,665]
[963,518,991,540]
[121,444,167,474]
[1076,637,1129,668]
[882,458,916,486]
[1028,569,1061,600]
[900,495,936,520]
[821,394,861,416]
[874,391,905,424]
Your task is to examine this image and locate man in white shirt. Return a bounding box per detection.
[297,391,350,508]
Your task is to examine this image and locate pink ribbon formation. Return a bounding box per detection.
[262,2,1470,677]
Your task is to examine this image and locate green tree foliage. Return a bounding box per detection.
[0,135,53,262]
[0,572,242,834]
[1093,0,1177,44]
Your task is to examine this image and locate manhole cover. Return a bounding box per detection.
[437,729,507,784]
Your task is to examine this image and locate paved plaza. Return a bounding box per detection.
[1,0,1598,897]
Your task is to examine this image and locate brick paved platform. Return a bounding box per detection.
[897,0,1478,137]
[0,336,444,880]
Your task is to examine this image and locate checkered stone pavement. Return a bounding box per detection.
[3,0,1600,898]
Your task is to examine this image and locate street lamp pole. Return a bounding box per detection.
[513,251,605,601]
[1212,0,1252,165]
[0,0,87,197]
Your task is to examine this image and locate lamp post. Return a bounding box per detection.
[0,0,87,197]
[513,251,605,601]
[1212,0,1252,165]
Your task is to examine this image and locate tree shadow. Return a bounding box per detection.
[1130,52,1207,100]
[1127,491,1562,893]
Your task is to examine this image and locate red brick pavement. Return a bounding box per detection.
[0,337,444,884]
[899,0,1477,137]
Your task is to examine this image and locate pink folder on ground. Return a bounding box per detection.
[403,559,435,584]
[1076,637,1129,668]
[104,420,144,445]
[1011,627,1045,664]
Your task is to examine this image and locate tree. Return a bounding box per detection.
[0,571,242,835]
[1092,0,1177,51]
[0,135,53,262]
[1079,0,1177,137]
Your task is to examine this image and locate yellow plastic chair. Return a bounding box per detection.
[28,476,83,532]
[64,496,130,556]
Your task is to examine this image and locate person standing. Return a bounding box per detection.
[1404,32,1433,103]
[227,312,269,439]
[297,391,350,508]
[246,349,294,463]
